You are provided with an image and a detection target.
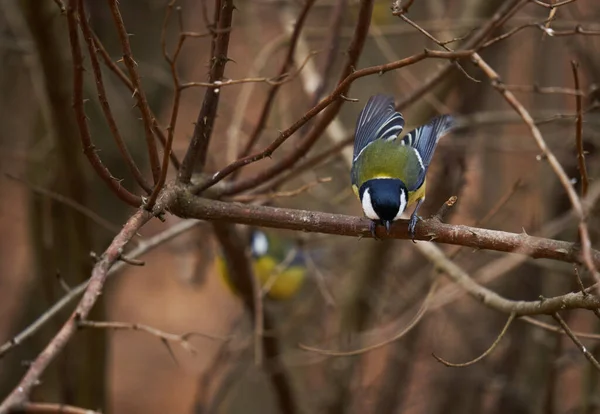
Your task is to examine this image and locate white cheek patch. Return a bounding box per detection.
[361,188,380,220]
[251,231,269,256]
[394,189,407,221]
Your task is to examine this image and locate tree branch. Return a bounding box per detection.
[171,192,600,267]
[0,209,152,412]
[66,0,141,207]
[107,0,162,184]
[179,0,235,183]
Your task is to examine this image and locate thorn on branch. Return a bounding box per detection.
[340,94,359,102]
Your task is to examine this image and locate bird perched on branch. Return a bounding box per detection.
[218,229,307,300]
[351,94,455,239]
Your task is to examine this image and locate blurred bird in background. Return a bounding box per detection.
[217,229,307,300]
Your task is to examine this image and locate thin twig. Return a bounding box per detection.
[299,279,437,356]
[522,315,600,340]
[432,313,516,367]
[231,177,331,202]
[553,313,600,371]
[66,0,141,207]
[471,52,600,290]
[91,32,181,170]
[532,0,578,9]
[146,1,186,209]
[14,402,100,414]
[6,174,123,235]
[0,220,202,360]
[77,320,228,355]
[571,60,588,197]
[236,0,317,161]
[538,25,600,37]
[192,49,474,195]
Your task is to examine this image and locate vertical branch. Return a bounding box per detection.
[67,0,141,207]
[78,0,152,194]
[146,2,187,208]
[178,0,235,183]
[107,0,162,184]
[211,223,297,414]
[571,60,588,197]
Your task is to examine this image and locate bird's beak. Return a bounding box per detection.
[384,220,392,235]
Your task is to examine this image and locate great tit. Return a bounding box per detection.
[217,230,307,300]
[351,95,455,239]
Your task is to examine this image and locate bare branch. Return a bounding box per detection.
[532,0,578,9]
[77,320,228,355]
[107,0,162,184]
[553,313,600,371]
[171,194,600,268]
[0,208,153,412]
[91,32,181,170]
[192,49,474,195]
[299,279,437,356]
[6,174,122,235]
[13,402,100,414]
[78,1,152,194]
[432,313,516,367]
[416,242,600,315]
[178,0,235,183]
[66,0,142,207]
[470,52,600,290]
[0,220,201,360]
[571,60,588,198]
[237,0,317,160]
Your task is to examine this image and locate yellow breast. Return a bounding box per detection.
[217,256,306,301]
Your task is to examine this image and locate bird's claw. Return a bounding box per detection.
[370,220,380,240]
[408,214,421,243]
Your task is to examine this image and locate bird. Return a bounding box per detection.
[350,94,455,240]
[217,229,307,300]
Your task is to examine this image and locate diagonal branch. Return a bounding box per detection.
[78,0,152,194]
[0,219,201,360]
[415,242,600,315]
[66,0,141,207]
[91,32,181,170]
[107,0,162,184]
[192,49,474,195]
[0,208,153,412]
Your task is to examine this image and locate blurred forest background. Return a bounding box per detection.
[1,0,600,413]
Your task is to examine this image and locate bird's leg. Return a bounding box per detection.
[370,220,380,240]
[408,198,424,242]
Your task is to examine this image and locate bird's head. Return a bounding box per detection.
[359,178,407,233]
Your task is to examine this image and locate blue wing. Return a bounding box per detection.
[353,95,405,161]
[401,114,454,168]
